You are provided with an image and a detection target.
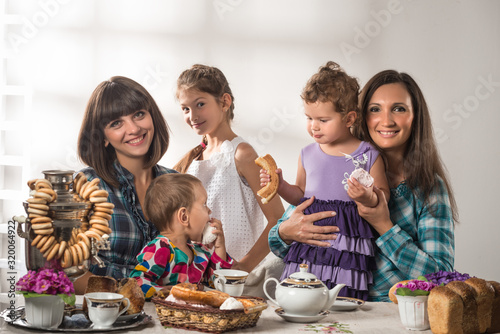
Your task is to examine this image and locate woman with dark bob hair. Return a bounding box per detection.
[74,76,176,293]
[268,69,457,302]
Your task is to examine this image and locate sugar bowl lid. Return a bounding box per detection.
[282,264,324,288]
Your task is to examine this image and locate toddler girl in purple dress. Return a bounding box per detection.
[261,62,389,300]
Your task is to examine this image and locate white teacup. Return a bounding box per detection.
[213,269,249,296]
[84,292,130,329]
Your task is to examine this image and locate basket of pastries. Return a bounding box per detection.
[389,271,500,334]
[152,282,267,333]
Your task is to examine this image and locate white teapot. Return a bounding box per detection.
[264,264,346,316]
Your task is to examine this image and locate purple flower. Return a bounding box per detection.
[16,268,74,296]
[395,279,438,296]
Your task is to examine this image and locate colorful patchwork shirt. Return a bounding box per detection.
[130,235,233,298]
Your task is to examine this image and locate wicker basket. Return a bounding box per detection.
[152,296,267,333]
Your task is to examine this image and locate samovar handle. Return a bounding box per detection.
[13,215,30,240]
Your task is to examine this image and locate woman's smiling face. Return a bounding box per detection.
[366,83,414,155]
[103,109,154,161]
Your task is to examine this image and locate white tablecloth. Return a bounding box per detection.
[0,294,432,334]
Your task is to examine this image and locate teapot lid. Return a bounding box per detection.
[283,264,324,288]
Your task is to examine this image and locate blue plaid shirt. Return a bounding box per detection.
[79,161,176,279]
[268,178,455,302]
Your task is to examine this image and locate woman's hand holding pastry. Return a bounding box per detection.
[355,187,393,236]
[278,197,339,247]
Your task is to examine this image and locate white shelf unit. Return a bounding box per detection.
[0,0,29,284]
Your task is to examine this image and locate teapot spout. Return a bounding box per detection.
[323,283,346,310]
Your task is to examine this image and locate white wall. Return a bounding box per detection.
[3,0,499,283]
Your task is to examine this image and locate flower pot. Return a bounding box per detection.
[396,295,430,331]
[24,295,65,329]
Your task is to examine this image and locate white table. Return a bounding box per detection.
[0,294,432,333]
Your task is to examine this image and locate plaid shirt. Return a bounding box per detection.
[79,162,176,279]
[268,178,455,302]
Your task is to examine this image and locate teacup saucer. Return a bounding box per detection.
[275,308,330,323]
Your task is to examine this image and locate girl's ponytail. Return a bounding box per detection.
[173,137,207,173]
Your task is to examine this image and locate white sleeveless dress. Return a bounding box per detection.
[186,137,265,261]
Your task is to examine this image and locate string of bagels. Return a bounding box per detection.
[26,172,114,269]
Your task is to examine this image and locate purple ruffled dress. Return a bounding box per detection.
[281,142,379,301]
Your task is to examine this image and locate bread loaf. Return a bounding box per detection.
[83,276,144,315]
[486,281,500,333]
[465,278,495,333]
[428,286,464,334]
[117,278,145,315]
[83,275,117,311]
[445,281,479,334]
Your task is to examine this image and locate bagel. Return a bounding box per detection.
[61,248,72,268]
[88,178,101,188]
[69,246,78,266]
[46,242,60,261]
[27,179,37,190]
[89,215,108,225]
[28,203,50,211]
[30,216,52,224]
[28,213,44,219]
[92,211,112,221]
[89,189,109,198]
[79,181,91,197]
[39,236,55,253]
[94,202,115,209]
[90,224,112,235]
[82,185,99,200]
[35,228,54,235]
[37,188,57,202]
[27,198,47,205]
[43,241,59,261]
[93,207,114,215]
[27,207,48,216]
[85,230,102,241]
[171,282,230,308]
[77,233,91,249]
[34,235,49,248]
[78,241,90,260]
[254,154,279,204]
[89,196,108,203]
[33,190,53,202]
[73,243,83,264]
[73,172,86,193]
[57,241,67,259]
[35,179,52,190]
[389,280,411,304]
[31,234,43,247]
[31,222,53,230]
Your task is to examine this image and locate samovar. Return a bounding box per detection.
[14,170,110,280]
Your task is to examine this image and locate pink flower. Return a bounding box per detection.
[16,268,74,296]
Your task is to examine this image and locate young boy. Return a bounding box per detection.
[130,173,233,298]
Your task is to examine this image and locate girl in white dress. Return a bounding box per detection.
[174,65,284,296]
